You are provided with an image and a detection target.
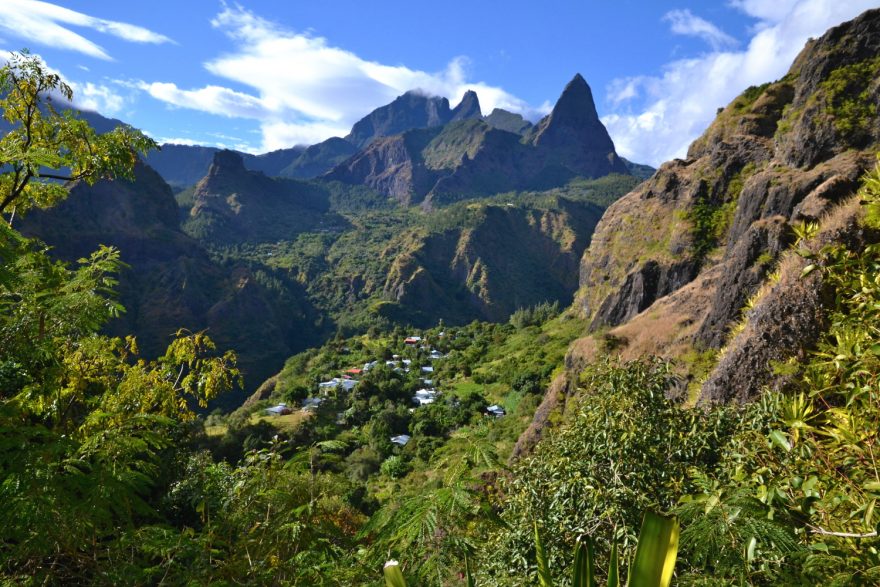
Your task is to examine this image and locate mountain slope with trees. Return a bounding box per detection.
[4,8,880,584]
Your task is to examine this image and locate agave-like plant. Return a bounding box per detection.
[384,511,678,586]
[534,511,679,587]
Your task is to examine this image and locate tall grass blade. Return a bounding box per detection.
[571,536,595,587]
[534,521,555,587]
[607,541,619,587]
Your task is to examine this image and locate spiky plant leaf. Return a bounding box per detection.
[534,521,554,587]
[630,512,679,587]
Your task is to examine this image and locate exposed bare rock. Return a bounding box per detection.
[345,91,452,149]
[696,217,793,348]
[450,90,482,122]
[700,199,869,403]
[325,130,440,205]
[382,201,604,324]
[526,74,629,178]
[577,8,880,346]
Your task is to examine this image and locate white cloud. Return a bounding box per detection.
[138,81,270,119]
[70,80,125,114]
[0,0,173,60]
[141,5,547,151]
[728,0,802,23]
[664,9,738,50]
[604,0,878,166]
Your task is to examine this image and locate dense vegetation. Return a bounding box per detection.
[195,173,639,335]
[3,46,880,586]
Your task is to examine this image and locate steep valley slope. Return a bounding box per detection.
[515,7,880,456]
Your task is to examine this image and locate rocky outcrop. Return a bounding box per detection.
[330,76,632,206]
[381,200,605,325]
[345,91,453,149]
[526,74,629,178]
[695,216,792,348]
[590,259,701,328]
[700,199,870,403]
[484,108,532,135]
[567,8,880,407]
[578,9,880,346]
[450,90,482,122]
[324,129,441,205]
[188,150,336,243]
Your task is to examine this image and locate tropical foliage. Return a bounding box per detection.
[3,42,880,587]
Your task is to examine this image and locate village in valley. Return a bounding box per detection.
[199,308,575,495]
[263,332,507,450]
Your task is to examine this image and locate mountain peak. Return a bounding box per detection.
[552,73,599,124]
[451,90,482,122]
[345,91,453,148]
[209,149,247,175]
[526,73,627,178]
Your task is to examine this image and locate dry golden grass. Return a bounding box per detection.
[250,410,314,433]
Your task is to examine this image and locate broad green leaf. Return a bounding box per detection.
[630,512,679,587]
[769,430,792,452]
[383,560,407,587]
[534,521,554,587]
[801,264,817,277]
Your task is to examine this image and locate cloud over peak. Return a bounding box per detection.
[142,5,545,151]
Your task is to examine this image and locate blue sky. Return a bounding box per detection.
[0,0,876,166]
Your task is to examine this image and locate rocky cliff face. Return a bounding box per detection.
[572,7,880,402]
[329,75,631,206]
[450,90,483,122]
[324,128,442,205]
[345,91,454,149]
[186,150,337,244]
[18,162,321,400]
[526,74,629,178]
[381,199,604,324]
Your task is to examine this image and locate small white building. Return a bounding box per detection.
[486,404,506,418]
[421,365,434,373]
[429,350,444,360]
[412,388,438,406]
[318,378,358,393]
[391,434,411,446]
[265,403,292,415]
